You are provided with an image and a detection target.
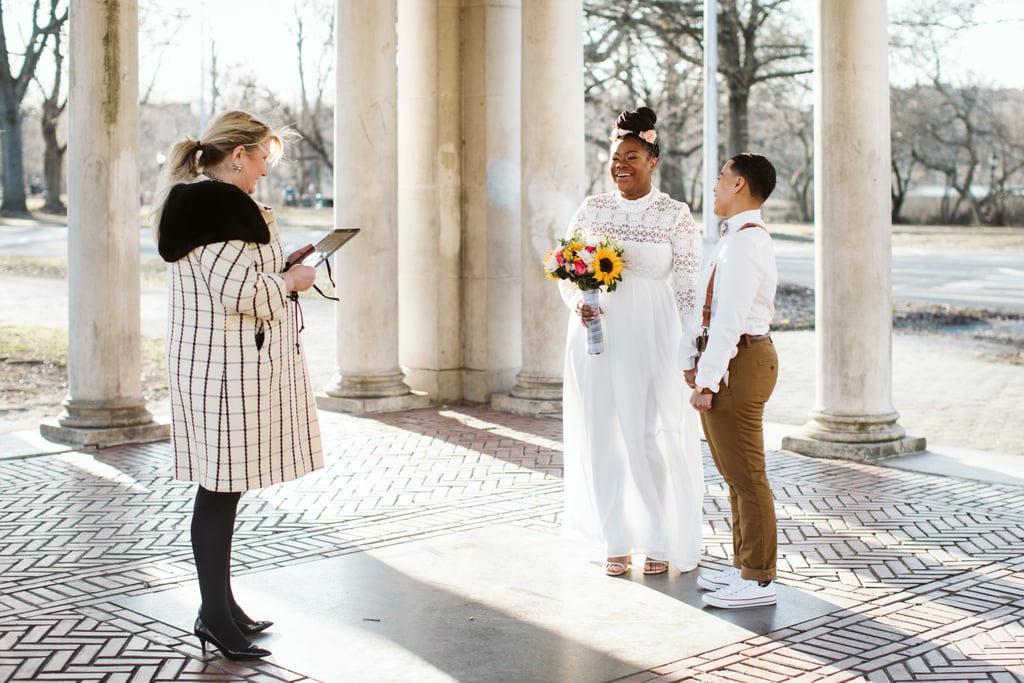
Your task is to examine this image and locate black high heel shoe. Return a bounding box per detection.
[196,608,273,636]
[235,616,273,636]
[193,617,271,660]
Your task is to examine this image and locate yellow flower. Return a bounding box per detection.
[593,246,623,286]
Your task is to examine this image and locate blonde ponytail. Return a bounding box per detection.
[150,111,294,235]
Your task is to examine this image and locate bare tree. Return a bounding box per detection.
[0,0,66,215]
[585,0,811,155]
[32,14,65,214]
[907,81,1023,225]
[582,0,812,211]
[890,87,926,225]
[888,0,1024,225]
[755,76,813,221]
[209,0,334,201]
[888,0,981,80]
[277,0,335,199]
[137,3,189,106]
[984,91,1024,226]
[714,0,811,154]
[582,2,705,204]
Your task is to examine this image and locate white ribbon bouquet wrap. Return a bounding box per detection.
[580,289,604,354]
[542,230,624,355]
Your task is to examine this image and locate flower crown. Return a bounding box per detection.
[612,127,657,145]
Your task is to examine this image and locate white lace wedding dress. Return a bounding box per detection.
[560,187,705,570]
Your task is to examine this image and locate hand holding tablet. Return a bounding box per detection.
[285,228,360,270]
[283,228,359,302]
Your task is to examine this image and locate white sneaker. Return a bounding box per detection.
[701,578,777,608]
[696,567,741,591]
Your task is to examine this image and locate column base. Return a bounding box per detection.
[491,372,562,416]
[316,391,432,416]
[781,410,926,462]
[322,371,417,399]
[39,396,170,448]
[504,372,562,401]
[782,433,927,462]
[40,417,170,448]
[490,393,562,417]
[318,369,431,414]
[54,395,158,429]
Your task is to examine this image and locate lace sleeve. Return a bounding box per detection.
[557,203,586,309]
[671,204,701,324]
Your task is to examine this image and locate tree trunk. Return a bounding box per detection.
[660,154,685,204]
[800,176,813,222]
[0,103,29,215]
[727,87,749,155]
[792,169,812,222]
[891,160,906,224]
[42,112,65,214]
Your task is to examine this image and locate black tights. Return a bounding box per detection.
[191,486,252,647]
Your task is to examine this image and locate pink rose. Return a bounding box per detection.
[639,129,657,144]
[555,251,565,265]
[575,260,587,275]
[586,245,595,253]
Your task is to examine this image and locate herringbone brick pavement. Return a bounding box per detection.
[1,406,1023,682]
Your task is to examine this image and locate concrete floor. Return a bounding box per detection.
[118,525,843,682]
[2,405,1023,682]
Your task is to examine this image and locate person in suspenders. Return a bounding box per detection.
[682,153,781,608]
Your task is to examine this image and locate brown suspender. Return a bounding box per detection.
[701,222,768,330]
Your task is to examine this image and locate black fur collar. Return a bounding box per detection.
[158,181,270,262]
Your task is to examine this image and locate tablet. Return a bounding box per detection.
[311,228,360,266]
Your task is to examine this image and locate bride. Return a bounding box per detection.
[559,106,704,576]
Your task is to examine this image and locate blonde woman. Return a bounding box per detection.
[152,111,322,660]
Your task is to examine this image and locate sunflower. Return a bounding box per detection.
[593,245,623,287]
[562,240,584,265]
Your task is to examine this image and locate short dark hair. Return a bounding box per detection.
[729,153,776,202]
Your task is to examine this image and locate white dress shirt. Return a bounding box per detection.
[680,208,777,393]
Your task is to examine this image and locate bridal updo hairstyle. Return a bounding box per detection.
[613,106,660,158]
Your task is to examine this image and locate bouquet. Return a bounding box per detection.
[543,230,624,354]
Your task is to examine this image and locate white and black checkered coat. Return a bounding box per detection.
[159,181,324,492]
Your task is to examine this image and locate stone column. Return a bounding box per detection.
[460,0,522,403]
[41,0,168,447]
[396,0,464,402]
[318,0,429,415]
[782,0,925,461]
[491,0,584,416]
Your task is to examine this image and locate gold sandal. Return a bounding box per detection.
[604,556,630,576]
[643,558,669,575]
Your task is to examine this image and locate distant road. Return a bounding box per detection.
[775,243,1024,313]
[2,224,1022,314]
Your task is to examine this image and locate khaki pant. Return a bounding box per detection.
[700,337,779,582]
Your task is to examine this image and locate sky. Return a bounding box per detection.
[140,0,1024,105]
[140,0,329,105]
[953,0,1024,85]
